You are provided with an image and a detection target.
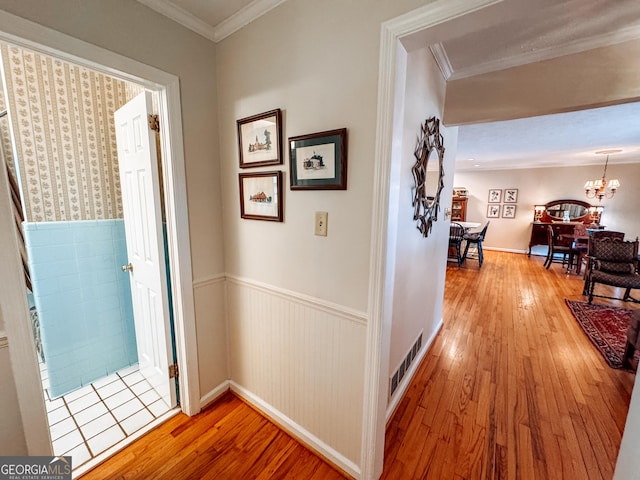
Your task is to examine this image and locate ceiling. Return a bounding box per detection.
[137,0,640,171]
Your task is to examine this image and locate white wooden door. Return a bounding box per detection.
[114,91,176,409]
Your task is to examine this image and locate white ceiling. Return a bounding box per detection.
[455,102,640,171]
[136,0,640,171]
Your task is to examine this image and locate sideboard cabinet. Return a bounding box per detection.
[528,222,577,255]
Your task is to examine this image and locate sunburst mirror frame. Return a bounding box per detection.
[411,116,445,238]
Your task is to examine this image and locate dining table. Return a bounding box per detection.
[454,222,482,260]
[457,221,481,231]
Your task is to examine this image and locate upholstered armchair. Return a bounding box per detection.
[585,237,640,304]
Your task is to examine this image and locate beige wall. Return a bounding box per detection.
[445,38,640,125]
[454,162,640,253]
[387,46,457,395]
[216,0,428,311]
[215,0,434,471]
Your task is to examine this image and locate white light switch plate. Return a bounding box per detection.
[315,211,328,236]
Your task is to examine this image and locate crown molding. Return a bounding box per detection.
[429,42,453,80]
[213,0,287,42]
[136,0,286,43]
[450,23,640,80]
[136,0,218,42]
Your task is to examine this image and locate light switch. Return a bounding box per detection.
[315,211,328,236]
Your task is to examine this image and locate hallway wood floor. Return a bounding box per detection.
[382,250,638,479]
[79,251,637,479]
[79,392,348,479]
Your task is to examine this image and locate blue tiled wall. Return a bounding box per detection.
[24,220,138,398]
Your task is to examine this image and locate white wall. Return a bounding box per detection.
[387,47,457,398]
[454,162,640,253]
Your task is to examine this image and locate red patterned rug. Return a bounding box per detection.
[565,299,637,369]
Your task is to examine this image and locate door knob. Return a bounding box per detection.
[122,263,133,272]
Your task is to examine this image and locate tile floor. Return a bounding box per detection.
[40,363,170,470]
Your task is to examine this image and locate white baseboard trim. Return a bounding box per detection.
[483,246,528,254]
[229,380,361,479]
[385,318,444,423]
[199,380,231,409]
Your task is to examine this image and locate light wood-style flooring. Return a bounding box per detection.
[79,392,348,479]
[382,250,638,479]
[80,250,638,479]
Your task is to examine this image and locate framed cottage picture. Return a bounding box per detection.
[487,204,500,218]
[488,189,502,203]
[502,204,517,218]
[289,128,348,190]
[237,109,283,168]
[504,188,518,203]
[239,171,283,222]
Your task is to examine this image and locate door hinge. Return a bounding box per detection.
[169,363,179,379]
[148,114,160,132]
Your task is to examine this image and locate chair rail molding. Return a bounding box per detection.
[225,274,367,325]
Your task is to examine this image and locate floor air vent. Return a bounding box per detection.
[389,331,423,398]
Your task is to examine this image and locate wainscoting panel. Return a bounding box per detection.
[193,274,228,399]
[226,277,367,469]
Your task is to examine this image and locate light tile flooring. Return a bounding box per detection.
[40,363,170,470]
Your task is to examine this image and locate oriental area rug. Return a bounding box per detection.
[565,299,637,370]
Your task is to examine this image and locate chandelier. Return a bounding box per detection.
[584,150,620,202]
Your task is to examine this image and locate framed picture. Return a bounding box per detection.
[502,204,517,218]
[504,188,518,203]
[239,171,283,222]
[289,128,347,190]
[237,109,282,168]
[488,189,502,203]
[487,204,500,218]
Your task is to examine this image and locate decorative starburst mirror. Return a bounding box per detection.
[411,116,445,238]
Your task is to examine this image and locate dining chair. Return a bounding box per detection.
[581,230,626,288]
[448,222,466,267]
[584,236,640,304]
[544,225,574,270]
[462,221,490,267]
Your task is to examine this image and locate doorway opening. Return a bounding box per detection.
[0,41,176,472]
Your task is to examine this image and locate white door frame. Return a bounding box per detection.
[0,9,199,455]
[361,0,504,478]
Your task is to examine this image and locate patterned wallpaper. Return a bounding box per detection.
[0,86,15,182]
[1,45,143,222]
